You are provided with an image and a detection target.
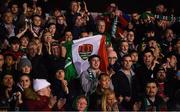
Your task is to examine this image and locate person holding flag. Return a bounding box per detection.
[62,30,78,82]
[80,54,102,96]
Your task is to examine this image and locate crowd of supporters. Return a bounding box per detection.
[0,0,179,111]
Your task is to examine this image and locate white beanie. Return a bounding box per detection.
[33,79,51,92]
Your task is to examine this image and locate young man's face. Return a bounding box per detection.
[157,70,166,82]
[130,52,138,63]
[143,52,154,67]
[146,82,158,97]
[36,6,42,16]
[28,44,38,57]
[165,29,174,41]
[90,57,100,70]
[3,12,13,24]
[3,75,14,88]
[122,56,133,70]
[168,55,177,68]
[131,12,139,21]
[120,42,129,54]
[11,4,19,14]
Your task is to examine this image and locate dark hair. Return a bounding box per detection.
[120,54,132,67]
[154,67,166,78]
[121,54,131,61]
[32,14,42,20]
[74,95,89,110]
[118,40,128,50]
[146,78,158,87]
[165,51,176,59]
[1,70,14,82]
[4,53,16,61]
[8,36,20,45]
[146,37,157,43]
[143,48,154,57]
[47,22,56,28]
[129,49,138,55]
[8,1,19,8]
[88,54,101,62]
[19,73,32,83]
[145,24,156,33]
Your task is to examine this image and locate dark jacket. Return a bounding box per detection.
[111,69,138,110]
[28,55,48,79]
[111,69,137,98]
[135,63,160,97]
[139,95,167,111]
[51,79,68,100]
[89,87,104,111]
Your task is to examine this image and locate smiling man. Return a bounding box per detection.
[80,54,102,96]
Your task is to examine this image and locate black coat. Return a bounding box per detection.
[111,69,138,110]
[135,63,160,97]
[28,55,48,79]
[139,95,167,111]
[111,70,137,98]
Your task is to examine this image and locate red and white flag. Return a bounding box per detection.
[72,35,108,76]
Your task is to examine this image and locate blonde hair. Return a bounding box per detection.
[101,89,116,111]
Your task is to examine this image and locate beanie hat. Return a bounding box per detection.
[33,79,51,92]
[18,56,32,71]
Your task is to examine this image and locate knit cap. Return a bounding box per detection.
[33,79,51,92]
[18,56,32,71]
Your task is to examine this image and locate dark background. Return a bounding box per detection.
[54,0,180,15]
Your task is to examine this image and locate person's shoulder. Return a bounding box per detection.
[81,70,89,76]
[111,71,121,79]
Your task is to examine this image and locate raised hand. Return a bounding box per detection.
[48,95,57,108]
